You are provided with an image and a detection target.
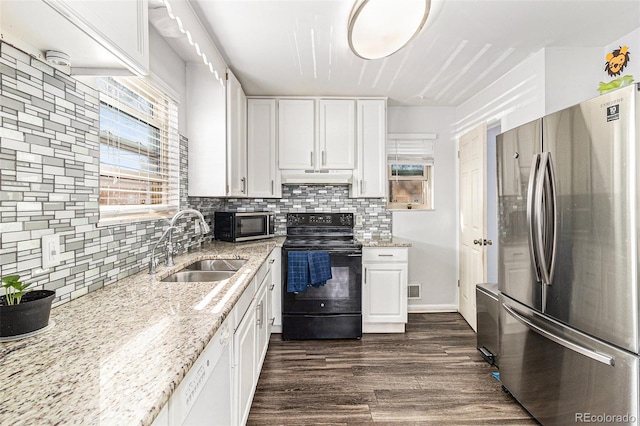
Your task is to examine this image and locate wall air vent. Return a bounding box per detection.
[408,283,421,299]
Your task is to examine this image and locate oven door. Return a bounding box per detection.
[282,249,362,315]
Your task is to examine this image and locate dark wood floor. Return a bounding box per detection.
[248,313,537,425]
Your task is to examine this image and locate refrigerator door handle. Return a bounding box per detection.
[545,153,558,284]
[534,152,558,288]
[527,154,542,282]
[503,303,615,367]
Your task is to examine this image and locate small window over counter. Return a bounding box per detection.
[387,133,436,210]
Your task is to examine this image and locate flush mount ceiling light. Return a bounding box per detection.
[45,50,71,67]
[348,0,431,60]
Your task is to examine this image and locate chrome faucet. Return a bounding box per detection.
[149,209,210,274]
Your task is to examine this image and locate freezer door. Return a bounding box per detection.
[500,294,638,425]
[542,84,639,353]
[496,119,542,310]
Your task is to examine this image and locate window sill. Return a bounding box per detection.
[97,211,176,227]
[387,206,435,211]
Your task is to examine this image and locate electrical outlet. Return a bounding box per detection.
[355,215,363,226]
[194,219,201,235]
[42,234,61,269]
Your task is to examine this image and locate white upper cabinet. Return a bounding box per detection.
[1,0,149,75]
[278,99,316,169]
[247,99,281,198]
[318,100,356,169]
[278,98,356,171]
[226,70,248,197]
[187,64,227,197]
[352,99,387,197]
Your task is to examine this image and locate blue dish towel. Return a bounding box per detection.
[287,251,310,293]
[308,251,332,287]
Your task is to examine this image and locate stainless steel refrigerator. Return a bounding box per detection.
[497,83,639,425]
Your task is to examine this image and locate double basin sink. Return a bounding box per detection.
[161,259,247,283]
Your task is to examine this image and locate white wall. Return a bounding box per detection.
[544,47,604,114]
[454,49,546,136]
[388,106,458,312]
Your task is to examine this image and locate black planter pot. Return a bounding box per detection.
[0,290,55,337]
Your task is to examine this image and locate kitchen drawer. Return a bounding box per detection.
[363,247,408,263]
[234,277,257,328]
[256,258,269,286]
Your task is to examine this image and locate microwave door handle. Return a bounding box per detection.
[527,153,542,282]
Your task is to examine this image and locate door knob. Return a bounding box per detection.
[484,239,493,246]
[473,239,482,245]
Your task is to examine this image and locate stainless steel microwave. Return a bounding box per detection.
[214,212,276,242]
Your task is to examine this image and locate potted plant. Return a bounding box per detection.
[0,275,55,338]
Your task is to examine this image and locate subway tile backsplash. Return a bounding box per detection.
[0,41,392,308]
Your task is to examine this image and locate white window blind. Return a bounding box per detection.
[387,133,436,162]
[96,76,179,220]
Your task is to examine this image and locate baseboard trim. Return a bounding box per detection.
[408,304,458,313]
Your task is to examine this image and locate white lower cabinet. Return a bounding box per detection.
[268,248,282,333]
[234,282,258,426]
[159,249,282,426]
[363,247,408,333]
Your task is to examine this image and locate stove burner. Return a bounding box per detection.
[284,213,360,251]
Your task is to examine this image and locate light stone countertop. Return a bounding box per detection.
[359,236,412,247]
[0,237,284,426]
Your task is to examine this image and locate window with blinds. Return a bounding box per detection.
[94,76,180,220]
[387,133,436,210]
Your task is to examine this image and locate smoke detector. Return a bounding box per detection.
[45,50,71,67]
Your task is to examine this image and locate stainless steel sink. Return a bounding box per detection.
[184,259,247,272]
[161,270,236,283]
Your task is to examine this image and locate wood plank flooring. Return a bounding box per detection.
[248,313,537,425]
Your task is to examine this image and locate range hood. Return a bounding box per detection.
[280,170,354,185]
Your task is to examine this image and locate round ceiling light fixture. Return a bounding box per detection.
[348,0,431,60]
[45,50,71,67]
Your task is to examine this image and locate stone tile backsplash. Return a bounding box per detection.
[0,43,203,306]
[0,41,392,308]
[196,185,391,239]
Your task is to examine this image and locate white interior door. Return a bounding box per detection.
[459,123,487,331]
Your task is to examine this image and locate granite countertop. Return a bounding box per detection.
[0,237,284,426]
[359,236,412,247]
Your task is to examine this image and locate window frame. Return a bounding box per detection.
[387,160,434,210]
[87,75,181,223]
[386,133,436,211]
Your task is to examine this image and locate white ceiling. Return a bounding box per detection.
[187,0,639,106]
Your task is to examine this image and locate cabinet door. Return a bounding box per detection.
[363,263,408,323]
[256,274,271,370]
[227,70,248,197]
[45,0,149,74]
[270,248,282,330]
[278,99,315,169]
[353,99,386,197]
[247,99,281,197]
[234,299,257,426]
[187,63,227,197]
[319,99,355,169]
